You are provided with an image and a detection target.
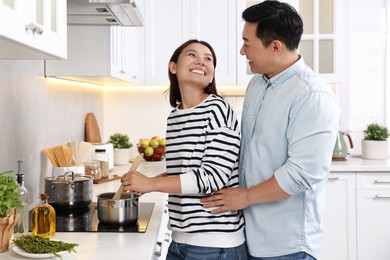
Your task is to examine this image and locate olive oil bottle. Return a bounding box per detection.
[31,193,56,238]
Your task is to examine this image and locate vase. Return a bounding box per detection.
[114,148,131,165]
[0,214,20,252]
[361,140,389,160]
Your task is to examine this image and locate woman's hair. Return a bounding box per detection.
[242,0,303,50]
[168,39,218,107]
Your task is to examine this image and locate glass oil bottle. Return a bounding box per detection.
[31,193,56,238]
[14,160,29,236]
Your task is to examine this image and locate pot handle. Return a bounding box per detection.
[112,155,143,200]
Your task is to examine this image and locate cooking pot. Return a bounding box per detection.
[97,192,139,225]
[44,172,93,210]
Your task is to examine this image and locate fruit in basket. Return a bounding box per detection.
[138,136,166,161]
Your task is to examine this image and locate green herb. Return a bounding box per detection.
[12,235,79,259]
[363,122,390,141]
[0,170,23,218]
[108,132,133,149]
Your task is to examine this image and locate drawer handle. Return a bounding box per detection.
[375,195,390,199]
[374,179,390,184]
[25,22,43,35]
[328,176,339,181]
[154,241,162,257]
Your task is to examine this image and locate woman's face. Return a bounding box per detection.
[170,43,215,88]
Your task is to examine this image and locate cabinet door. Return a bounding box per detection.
[320,172,357,260]
[356,173,390,260]
[0,0,67,59]
[144,0,236,84]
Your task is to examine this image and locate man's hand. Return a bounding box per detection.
[200,187,250,214]
[121,170,153,193]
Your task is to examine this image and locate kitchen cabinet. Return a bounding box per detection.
[321,172,357,260]
[0,0,67,59]
[356,172,390,260]
[143,0,236,84]
[152,194,171,260]
[45,25,143,85]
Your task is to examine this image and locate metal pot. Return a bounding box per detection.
[97,192,139,225]
[44,172,93,210]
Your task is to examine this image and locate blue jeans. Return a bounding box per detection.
[248,252,316,260]
[166,241,248,260]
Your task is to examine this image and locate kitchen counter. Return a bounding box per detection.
[2,161,167,260]
[331,156,390,172]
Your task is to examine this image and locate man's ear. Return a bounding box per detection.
[272,40,283,54]
[169,61,177,74]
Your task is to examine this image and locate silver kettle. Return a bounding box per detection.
[332,131,354,161]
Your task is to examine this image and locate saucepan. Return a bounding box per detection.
[97,155,143,225]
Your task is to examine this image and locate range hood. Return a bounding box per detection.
[67,0,143,26]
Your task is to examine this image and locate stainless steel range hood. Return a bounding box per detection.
[67,0,143,26]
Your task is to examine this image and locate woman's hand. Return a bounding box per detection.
[121,170,154,193]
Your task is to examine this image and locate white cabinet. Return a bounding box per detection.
[45,25,143,85]
[321,172,357,260]
[0,0,67,59]
[144,0,236,84]
[356,172,390,260]
[153,194,171,260]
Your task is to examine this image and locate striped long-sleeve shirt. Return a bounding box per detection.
[165,94,245,248]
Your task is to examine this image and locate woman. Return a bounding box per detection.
[121,39,246,260]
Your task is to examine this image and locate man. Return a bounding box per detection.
[201,1,340,259]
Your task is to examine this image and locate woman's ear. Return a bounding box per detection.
[169,61,177,74]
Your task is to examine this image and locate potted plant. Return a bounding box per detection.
[361,122,390,160]
[0,170,22,252]
[108,133,133,165]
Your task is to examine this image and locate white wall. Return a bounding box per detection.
[0,60,103,207]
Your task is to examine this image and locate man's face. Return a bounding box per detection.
[240,22,275,75]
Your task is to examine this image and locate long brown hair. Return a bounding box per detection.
[168,39,218,107]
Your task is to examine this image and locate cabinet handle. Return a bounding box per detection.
[120,70,125,74]
[375,195,390,199]
[374,179,390,184]
[154,241,162,257]
[164,232,171,242]
[25,23,43,35]
[328,176,339,181]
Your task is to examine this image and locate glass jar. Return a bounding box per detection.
[93,149,109,178]
[84,161,102,181]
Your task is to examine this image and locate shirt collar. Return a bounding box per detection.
[261,55,306,88]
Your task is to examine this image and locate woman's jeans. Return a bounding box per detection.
[248,252,316,260]
[166,240,247,260]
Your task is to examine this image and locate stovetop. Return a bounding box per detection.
[30,202,154,233]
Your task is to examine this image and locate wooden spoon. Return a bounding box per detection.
[112,155,143,200]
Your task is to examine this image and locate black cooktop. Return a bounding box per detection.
[29,202,154,233]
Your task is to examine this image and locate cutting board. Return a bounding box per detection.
[85,113,102,144]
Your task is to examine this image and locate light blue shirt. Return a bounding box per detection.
[239,57,340,258]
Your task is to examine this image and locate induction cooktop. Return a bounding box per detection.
[29,202,154,233]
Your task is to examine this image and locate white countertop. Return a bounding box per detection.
[331,156,390,172]
[3,161,167,260]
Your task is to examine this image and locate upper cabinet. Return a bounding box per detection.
[45,25,143,85]
[143,0,236,85]
[0,0,67,59]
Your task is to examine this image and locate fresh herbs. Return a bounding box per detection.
[0,170,23,218]
[12,235,78,258]
[363,122,390,141]
[109,132,133,149]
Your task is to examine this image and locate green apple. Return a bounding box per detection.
[140,138,150,148]
[144,146,154,157]
[158,138,166,147]
[150,140,159,149]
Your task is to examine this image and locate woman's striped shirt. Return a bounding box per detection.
[165,94,245,248]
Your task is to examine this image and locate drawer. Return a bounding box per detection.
[357,172,390,190]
